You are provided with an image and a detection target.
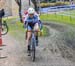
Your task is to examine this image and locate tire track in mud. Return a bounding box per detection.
[43,22,75,63]
[0,22,75,66]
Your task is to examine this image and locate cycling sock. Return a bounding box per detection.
[36,35,38,46]
[28,45,30,51]
[36,35,38,41]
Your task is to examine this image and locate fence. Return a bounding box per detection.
[40,4,75,13]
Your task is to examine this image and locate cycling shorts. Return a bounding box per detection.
[27,22,37,31]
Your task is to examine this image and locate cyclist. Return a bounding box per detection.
[22,10,28,23]
[23,10,40,23]
[24,7,42,54]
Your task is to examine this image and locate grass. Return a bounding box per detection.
[40,14,75,26]
[40,9,75,26]
[58,10,75,16]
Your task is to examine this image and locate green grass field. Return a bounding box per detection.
[58,10,75,16]
[40,10,75,26]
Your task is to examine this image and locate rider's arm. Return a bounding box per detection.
[34,13,43,30]
[39,20,43,30]
[34,15,43,30]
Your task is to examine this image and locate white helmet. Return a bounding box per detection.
[28,7,35,14]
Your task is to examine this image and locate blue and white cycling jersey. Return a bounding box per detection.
[24,12,40,23]
[24,14,42,30]
[25,15,39,23]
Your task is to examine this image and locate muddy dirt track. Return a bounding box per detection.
[0,21,75,66]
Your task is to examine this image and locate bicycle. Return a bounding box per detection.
[1,20,8,35]
[28,30,40,62]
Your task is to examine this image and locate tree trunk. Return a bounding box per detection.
[15,0,22,22]
[31,0,38,12]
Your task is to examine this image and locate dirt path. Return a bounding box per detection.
[0,22,75,66]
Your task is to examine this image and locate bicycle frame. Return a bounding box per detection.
[30,30,40,47]
[31,31,36,45]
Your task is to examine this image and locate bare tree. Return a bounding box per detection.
[15,0,22,22]
[31,0,38,12]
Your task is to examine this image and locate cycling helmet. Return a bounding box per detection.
[28,7,35,14]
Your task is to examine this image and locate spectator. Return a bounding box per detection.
[0,9,5,26]
[0,0,5,26]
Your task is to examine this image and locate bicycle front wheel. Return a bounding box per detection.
[31,39,36,62]
[1,23,8,35]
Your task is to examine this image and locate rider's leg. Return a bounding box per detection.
[34,23,39,46]
[26,26,32,51]
[35,32,38,46]
[26,31,32,51]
